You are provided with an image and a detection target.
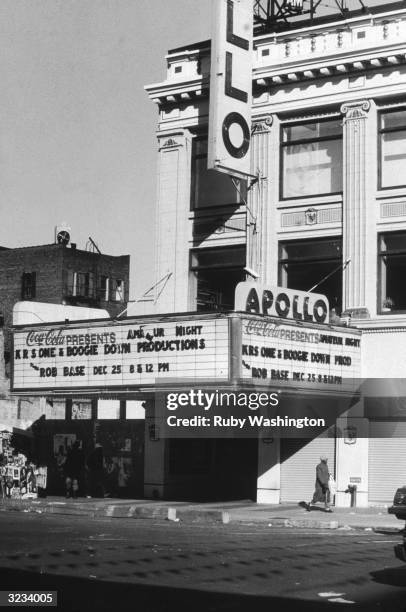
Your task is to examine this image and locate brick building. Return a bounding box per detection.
[0,241,130,359]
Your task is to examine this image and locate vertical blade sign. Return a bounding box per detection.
[208,0,253,179]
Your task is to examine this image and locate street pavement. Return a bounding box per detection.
[0,495,403,531]
[0,512,405,612]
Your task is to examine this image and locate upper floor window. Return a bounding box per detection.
[279,237,342,314]
[111,279,125,302]
[378,232,406,313]
[379,108,406,189]
[21,272,36,299]
[73,272,95,298]
[190,246,246,311]
[99,275,109,301]
[191,137,246,209]
[281,118,343,199]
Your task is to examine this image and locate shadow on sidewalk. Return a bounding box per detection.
[0,567,393,612]
[371,564,406,588]
[298,501,334,513]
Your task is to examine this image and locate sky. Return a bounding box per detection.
[0,0,392,300]
[0,0,211,299]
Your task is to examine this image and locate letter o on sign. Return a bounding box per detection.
[222,112,250,159]
[275,293,290,317]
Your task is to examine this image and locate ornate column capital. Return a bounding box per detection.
[158,130,187,151]
[340,100,371,120]
[252,115,273,135]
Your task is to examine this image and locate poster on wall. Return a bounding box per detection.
[71,401,92,420]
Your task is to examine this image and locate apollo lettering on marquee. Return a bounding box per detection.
[235,282,330,325]
[208,0,253,179]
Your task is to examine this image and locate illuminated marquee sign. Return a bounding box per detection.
[241,317,361,391]
[12,318,230,393]
[208,0,253,179]
[235,282,330,325]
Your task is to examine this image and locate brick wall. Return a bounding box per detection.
[0,245,65,356]
[0,244,130,358]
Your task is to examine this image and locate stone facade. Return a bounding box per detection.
[142,4,406,505]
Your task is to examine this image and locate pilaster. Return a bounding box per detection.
[247,115,273,282]
[341,100,373,311]
[257,436,281,504]
[153,131,192,313]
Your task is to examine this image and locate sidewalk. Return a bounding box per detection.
[0,496,403,531]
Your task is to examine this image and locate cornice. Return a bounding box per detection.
[253,49,406,89]
[144,77,208,106]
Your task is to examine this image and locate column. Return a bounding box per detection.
[257,436,281,504]
[340,100,373,311]
[247,115,273,281]
[152,131,192,314]
[336,416,369,508]
[143,398,168,499]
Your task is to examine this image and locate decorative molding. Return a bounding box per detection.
[283,111,340,123]
[281,207,341,228]
[162,138,180,148]
[341,100,371,120]
[376,100,406,111]
[193,216,246,240]
[318,208,342,224]
[252,115,273,134]
[305,208,317,225]
[381,201,406,219]
[253,53,406,92]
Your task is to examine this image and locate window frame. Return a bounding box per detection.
[190,135,246,211]
[99,275,110,301]
[73,272,96,299]
[190,245,246,272]
[189,245,246,312]
[378,107,406,191]
[377,230,406,314]
[110,278,125,303]
[21,271,37,300]
[278,236,343,311]
[280,116,343,201]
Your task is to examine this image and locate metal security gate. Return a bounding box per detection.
[368,421,406,504]
[280,432,336,503]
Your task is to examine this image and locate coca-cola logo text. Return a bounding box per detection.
[26,329,65,347]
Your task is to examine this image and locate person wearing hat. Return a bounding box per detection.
[306,455,332,512]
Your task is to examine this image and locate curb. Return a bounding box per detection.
[266,518,339,529]
[102,505,169,519]
[0,501,402,531]
[170,508,230,524]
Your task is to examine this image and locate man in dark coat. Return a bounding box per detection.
[64,440,84,499]
[86,442,104,498]
[306,455,332,512]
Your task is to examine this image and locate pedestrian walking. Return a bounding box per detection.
[306,455,333,512]
[64,440,84,499]
[0,457,6,499]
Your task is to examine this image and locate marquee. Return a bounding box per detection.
[12,317,230,393]
[12,313,361,395]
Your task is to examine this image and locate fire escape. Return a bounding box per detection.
[253,0,368,30]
